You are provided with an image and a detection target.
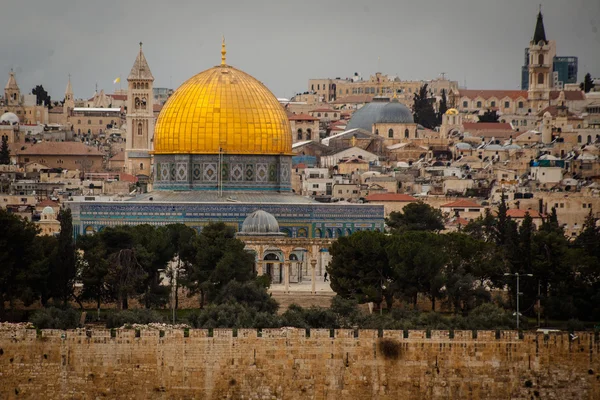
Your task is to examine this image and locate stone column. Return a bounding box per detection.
[284,261,290,293]
[258,261,264,276]
[310,259,317,294]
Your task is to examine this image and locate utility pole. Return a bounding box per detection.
[505,272,533,330]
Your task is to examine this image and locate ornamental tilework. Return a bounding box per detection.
[256,163,268,182]
[244,164,254,181]
[176,163,187,181]
[231,164,243,182]
[203,163,217,182]
[160,163,169,181]
[192,164,202,181]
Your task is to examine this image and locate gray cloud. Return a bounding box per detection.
[1,0,598,100]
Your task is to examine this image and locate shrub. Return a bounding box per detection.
[378,338,401,360]
[213,280,278,314]
[281,304,339,329]
[566,319,585,332]
[105,309,166,329]
[29,307,80,330]
[187,303,264,329]
[454,303,515,330]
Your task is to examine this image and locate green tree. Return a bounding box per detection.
[442,233,499,314]
[131,224,172,308]
[580,72,595,93]
[412,84,438,129]
[0,209,42,309]
[387,232,446,310]
[31,85,52,108]
[437,89,448,125]
[165,223,197,310]
[0,136,10,165]
[48,208,77,305]
[78,233,110,317]
[328,231,393,310]
[180,222,255,308]
[386,202,444,233]
[478,109,500,123]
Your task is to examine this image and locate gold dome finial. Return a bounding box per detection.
[221,36,227,66]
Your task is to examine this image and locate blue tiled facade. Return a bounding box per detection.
[68,200,385,239]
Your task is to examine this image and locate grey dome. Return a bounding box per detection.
[376,101,414,124]
[0,112,19,125]
[240,210,282,235]
[346,97,413,132]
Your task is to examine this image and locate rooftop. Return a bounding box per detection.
[365,193,416,202]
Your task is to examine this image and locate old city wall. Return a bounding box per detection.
[1,328,599,399]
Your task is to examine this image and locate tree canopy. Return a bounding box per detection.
[580,73,595,93]
[0,136,10,165]
[478,109,500,123]
[386,202,444,233]
[412,84,438,129]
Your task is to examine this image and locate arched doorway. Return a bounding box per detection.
[263,252,281,283]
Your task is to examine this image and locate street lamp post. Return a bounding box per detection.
[505,272,533,330]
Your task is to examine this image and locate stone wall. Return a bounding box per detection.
[1,328,599,399]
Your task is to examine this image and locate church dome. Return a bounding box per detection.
[41,206,55,215]
[375,101,414,124]
[154,57,292,155]
[346,97,413,132]
[240,210,282,235]
[0,112,19,125]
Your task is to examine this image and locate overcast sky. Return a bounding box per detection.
[1,0,598,101]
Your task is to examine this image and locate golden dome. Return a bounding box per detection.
[154,61,292,155]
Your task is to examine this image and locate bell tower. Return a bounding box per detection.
[125,42,155,179]
[4,70,21,107]
[64,75,74,117]
[527,8,556,111]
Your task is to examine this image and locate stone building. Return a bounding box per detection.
[14,142,104,171]
[289,113,319,143]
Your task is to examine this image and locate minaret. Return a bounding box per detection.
[527,7,556,111]
[125,42,155,179]
[64,75,74,116]
[4,70,21,107]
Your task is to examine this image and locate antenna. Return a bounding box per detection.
[440,72,446,80]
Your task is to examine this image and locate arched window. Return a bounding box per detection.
[538,54,544,65]
[145,83,148,89]
[518,101,524,108]
[388,129,394,138]
[139,163,144,170]
[404,128,409,138]
[375,129,379,135]
[99,120,103,124]
[415,129,418,138]
[135,97,140,109]
[462,101,468,108]
[324,113,328,117]
[306,129,311,140]
[87,120,91,125]
[588,135,592,144]
[577,135,582,143]
[141,97,147,109]
[537,73,544,85]
[137,122,143,136]
[77,120,81,124]
[476,101,482,108]
[297,129,302,140]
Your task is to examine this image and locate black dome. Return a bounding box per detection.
[346,97,413,132]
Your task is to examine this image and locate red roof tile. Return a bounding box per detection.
[456,90,528,101]
[288,113,318,121]
[463,122,514,131]
[550,91,585,101]
[506,209,543,218]
[16,142,103,156]
[365,193,417,202]
[37,199,59,207]
[330,95,374,104]
[441,199,482,208]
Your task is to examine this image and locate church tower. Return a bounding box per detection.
[4,70,21,107]
[125,42,155,179]
[64,76,74,116]
[527,8,556,111]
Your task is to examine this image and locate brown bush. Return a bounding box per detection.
[378,338,401,360]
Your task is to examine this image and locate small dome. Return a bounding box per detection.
[240,210,282,235]
[0,112,19,125]
[446,108,459,115]
[42,206,55,215]
[376,101,414,124]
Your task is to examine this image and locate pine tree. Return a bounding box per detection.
[437,89,448,125]
[0,136,10,165]
[49,208,78,305]
[580,73,595,93]
[412,84,438,129]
